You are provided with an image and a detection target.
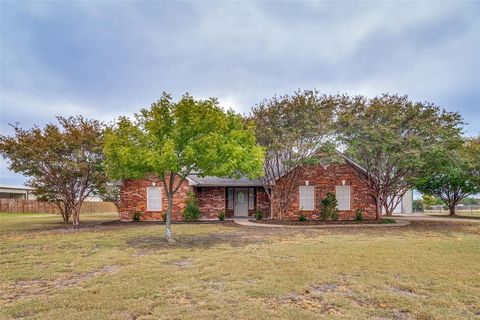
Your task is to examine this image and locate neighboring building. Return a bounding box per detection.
[118,157,413,221]
[386,190,414,215]
[0,184,35,200]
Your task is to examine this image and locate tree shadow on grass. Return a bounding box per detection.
[126,228,273,250]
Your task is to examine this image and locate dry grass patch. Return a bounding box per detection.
[0,213,479,319]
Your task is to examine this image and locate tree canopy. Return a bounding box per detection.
[336,94,463,219]
[414,136,480,215]
[251,89,339,219]
[104,92,264,241]
[0,116,106,226]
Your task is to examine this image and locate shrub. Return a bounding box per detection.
[182,192,201,221]
[132,211,142,222]
[320,192,339,221]
[354,209,363,221]
[381,218,396,224]
[298,214,307,221]
[217,211,226,221]
[162,212,167,222]
[412,199,424,212]
[255,209,264,220]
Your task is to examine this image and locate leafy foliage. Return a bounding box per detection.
[298,214,307,222]
[255,209,264,220]
[320,192,339,221]
[183,192,201,221]
[354,209,363,221]
[380,218,396,224]
[217,211,226,221]
[422,195,443,209]
[337,94,463,218]
[412,200,424,212]
[104,93,264,240]
[0,116,106,227]
[132,211,142,222]
[251,90,340,219]
[414,136,480,215]
[96,182,122,209]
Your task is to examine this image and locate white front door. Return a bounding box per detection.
[234,188,249,217]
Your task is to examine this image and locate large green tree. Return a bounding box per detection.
[251,90,338,219]
[337,94,463,219]
[415,136,480,216]
[0,116,106,227]
[104,93,264,241]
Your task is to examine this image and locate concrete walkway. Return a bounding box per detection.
[233,217,410,228]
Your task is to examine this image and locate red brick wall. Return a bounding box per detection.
[119,165,374,222]
[272,163,376,220]
[256,187,271,216]
[119,176,192,221]
[195,187,226,219]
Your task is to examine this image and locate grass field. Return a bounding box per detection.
[423,210,480,218]
[1,213,479,319]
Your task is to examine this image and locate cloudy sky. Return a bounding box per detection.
[1,1,479,185]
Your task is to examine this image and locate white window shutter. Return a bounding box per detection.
[335,186,351,210]
[299,186,315,210]
[147,187,162,211]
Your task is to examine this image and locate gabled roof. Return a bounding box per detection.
[122,152,366,188]
[336,152,368,175]
[187,174,263,187]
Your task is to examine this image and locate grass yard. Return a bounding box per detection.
[423,210,480,219]
[1,213,479,319]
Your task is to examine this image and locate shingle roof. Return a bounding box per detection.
[187,175,263,187]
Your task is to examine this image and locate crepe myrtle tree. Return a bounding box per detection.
[414,136,480,216]
[104,92,264,241]
[0,116,107,227]
[251,90,339,219]
[96,181,123,210]
[337,94,463,219]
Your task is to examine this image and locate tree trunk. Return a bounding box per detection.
[375,198,382,221]
[56,202,71,223]
[270,190,274,219]
[448,205,456,216]
[384,203,393,216]
[165,194,173,242]
[72,206,80,228]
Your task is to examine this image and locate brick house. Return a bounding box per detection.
[118,155,413,221]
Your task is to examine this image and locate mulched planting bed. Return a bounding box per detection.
[251,219,387,226]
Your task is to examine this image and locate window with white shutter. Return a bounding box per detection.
[147,187,162,211]
[336,186,351,210]
[299,186,315,210]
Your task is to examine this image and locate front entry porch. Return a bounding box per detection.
[194,186,270,219]
[233,188,249,217]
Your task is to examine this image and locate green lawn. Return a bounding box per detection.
[1,213,479,319]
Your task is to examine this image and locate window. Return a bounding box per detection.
[248,188,255,210]
[299,186,315,210]
[227,188,234,210]
[147,186,162,211]
[336,186,351,210]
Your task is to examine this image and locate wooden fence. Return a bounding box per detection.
[0,199,117,214]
